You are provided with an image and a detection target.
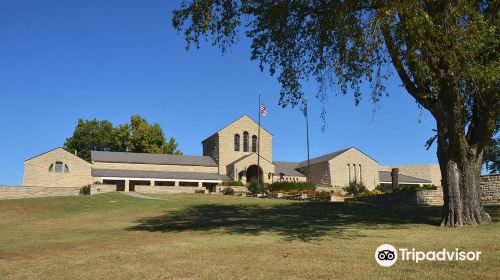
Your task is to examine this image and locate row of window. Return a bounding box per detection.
[48,162,69,173]
[347,164,362,183]
[234,132,258,152]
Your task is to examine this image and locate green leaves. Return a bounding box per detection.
[63,115,182,161]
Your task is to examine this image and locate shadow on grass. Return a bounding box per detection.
[129,202,442,241]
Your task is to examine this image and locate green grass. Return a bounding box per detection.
[0,193,498,279]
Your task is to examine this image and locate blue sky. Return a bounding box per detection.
[0,0,438,185]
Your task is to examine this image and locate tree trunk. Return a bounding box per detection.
[437,123,491,227]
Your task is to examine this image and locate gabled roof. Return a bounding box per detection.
[228,153,273,166]
[92,169,230,181]
[202,115,272,143]
[378,171,431,184]
[24,147,90,165]
[296,147,378,169]
[273,161,306,177]
[91,151,217,167]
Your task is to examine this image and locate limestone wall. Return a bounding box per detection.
[23,148,92,188]
[329,148,380,189]
[90,184,117,194]
[305,162,331,186]
[0,186,81,200]
[346,190,444,206]
[216,115,273,178]
[481,174,500,205]
[135,185,205,194]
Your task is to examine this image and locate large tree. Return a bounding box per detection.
[64,115,182,161]
[172,0,499,226]
[63,119,114,161]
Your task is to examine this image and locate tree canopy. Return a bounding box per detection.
[172,0,499,226]
[64,115,181,161]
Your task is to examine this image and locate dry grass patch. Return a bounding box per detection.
[0,193,498,279]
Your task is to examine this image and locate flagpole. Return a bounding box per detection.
[257,92,261,186]
[305,99,310,183]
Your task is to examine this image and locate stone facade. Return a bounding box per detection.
[328,148,380,189]
[346,190,444,206]
[23,148,92,188]
[91,184,117,194]
[135,185,205,194]
[0,186,82,199]
[480,174,500,205]
[203,115,274,183]
[20,116,445,194]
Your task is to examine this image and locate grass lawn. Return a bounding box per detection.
[0,193,498,279]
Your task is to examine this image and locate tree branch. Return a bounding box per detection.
[381,24,435,113]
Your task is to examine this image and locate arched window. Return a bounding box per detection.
[234,134,240,151]
[251,135,257,152]
[243,131,249,152]
[48,164,54,172]
[55,162,63,173]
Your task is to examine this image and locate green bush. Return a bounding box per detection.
[393,184,437,193]
[342,182,368,197]
[268,182,315,192]
[247,181,267,194]
[219,181,244,186]
[222,187,235,195]
[79,184,91,195]
[358,189,384,197]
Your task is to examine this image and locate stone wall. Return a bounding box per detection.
[215,115,273,180]
[346,175,500,206]
[90,184,117,195]
[346,190,444,206]
[23,148,93,188]
[0,186,81,200]
[135,185,205,194]
[481,174,500,205]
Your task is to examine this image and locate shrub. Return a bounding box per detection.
[394,184,437,193]
[268,182,315,192]
[342,182,368,197]
[358,189,384,197]
[222,187,234,195]
[219,181,244,186]
[247,180,267,194]
[194,189,206,194]
[79,184,91,195]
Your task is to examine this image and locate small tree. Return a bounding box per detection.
[247,180,266,194]
[343,182,368,197]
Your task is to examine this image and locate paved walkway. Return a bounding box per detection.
[120,191,158,200]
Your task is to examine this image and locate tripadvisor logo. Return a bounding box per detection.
[375,244,482,267]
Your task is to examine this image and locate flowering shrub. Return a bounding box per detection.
[358,189,384,197]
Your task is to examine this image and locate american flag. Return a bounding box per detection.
[260,104,268,117]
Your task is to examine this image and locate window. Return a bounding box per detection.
[48,164,54,172]
[243,131,249,152]
[234,134,240,151]
[55,162,63,173]
[64,164,69,173]
[252,135,257,152]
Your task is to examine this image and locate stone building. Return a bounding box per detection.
[23,115,441,191]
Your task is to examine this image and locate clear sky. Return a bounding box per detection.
[0,0,438,185]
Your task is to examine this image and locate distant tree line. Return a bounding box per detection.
[64,115,181,161]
